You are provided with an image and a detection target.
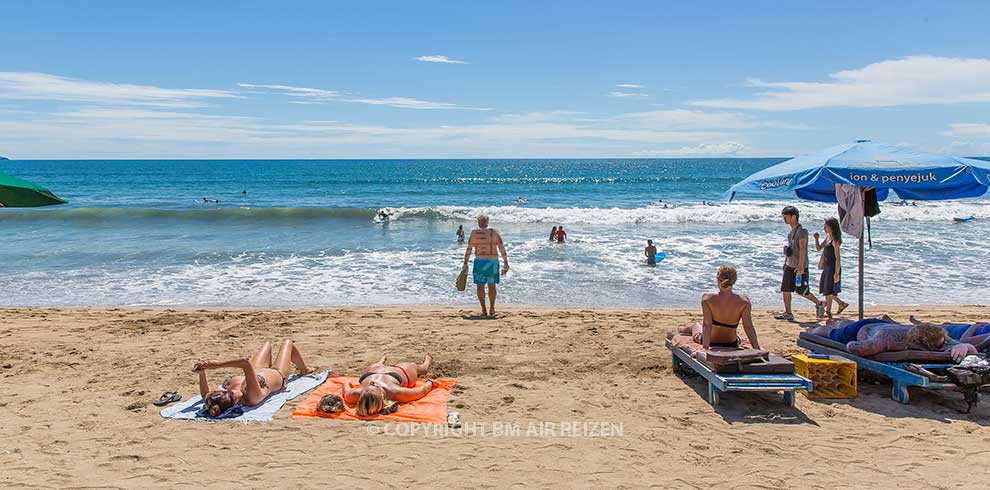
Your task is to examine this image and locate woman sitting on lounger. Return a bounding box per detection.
[193,339,311,417]
[809,317,975,361]
[343,353,437,417]
[676,265,761,351]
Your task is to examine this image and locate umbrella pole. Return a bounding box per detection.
[858,215,865,320]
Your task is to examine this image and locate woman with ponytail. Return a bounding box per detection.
[676,265,761,351]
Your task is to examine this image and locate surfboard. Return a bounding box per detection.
[953,216,975,223]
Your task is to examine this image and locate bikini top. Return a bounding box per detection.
[712,319,739,329]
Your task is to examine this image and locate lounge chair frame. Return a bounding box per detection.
[797,332,957,404]
[666,338,812,407]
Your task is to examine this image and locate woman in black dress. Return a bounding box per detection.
[814,218,849,318]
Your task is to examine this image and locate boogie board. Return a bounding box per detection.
[953,216,975,223]
[648,252,667,265]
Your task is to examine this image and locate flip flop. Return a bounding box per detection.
[835,302,849,316]
[153,391,181,407]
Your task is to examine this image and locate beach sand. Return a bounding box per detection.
[2,305,989,489]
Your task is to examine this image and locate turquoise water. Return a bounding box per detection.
[2,159,989,307]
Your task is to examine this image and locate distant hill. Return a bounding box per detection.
[0,156,8,160]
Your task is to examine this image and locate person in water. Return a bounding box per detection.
[808,317,975,361]
[644,240,658,265]
[377,210,390,221]
[342,353,436,417]
[456,225,465,243]
[675,265,761,351]
[813,217,850,318]
[463,214,509,318]
[555,225,567,243]
[549,226,558,241]
[194,339,311,417]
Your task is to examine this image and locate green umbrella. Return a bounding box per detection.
[0,171,67,207]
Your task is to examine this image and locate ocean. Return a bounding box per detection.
[2,158,988,308]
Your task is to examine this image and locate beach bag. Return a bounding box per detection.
[455,268,468,292]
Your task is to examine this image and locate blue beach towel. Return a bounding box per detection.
[160,371,329,422]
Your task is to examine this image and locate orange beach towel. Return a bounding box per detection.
[292,376,457,423]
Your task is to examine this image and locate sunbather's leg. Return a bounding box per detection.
[251,341,273,369]
[273,339,309,378]
[394,354,431,384]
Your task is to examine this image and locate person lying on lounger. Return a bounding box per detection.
[908,315,990,346]
[343,353,437,417]
[808,317,975,362]
[675,265,761,351]
[193,339,311,417]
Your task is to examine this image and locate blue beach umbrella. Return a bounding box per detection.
[725,140,990,319]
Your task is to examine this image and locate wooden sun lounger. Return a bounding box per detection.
[797,332,957,404]
[666,338,812,407]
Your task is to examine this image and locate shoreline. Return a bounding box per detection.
[2,305,989,488]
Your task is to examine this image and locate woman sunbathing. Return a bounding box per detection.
[676,265,761,351]
[343,353,436,417]
[193,339,311,417]
[908,315,990,346]
[809,317,975,361]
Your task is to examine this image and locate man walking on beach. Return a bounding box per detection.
[775,206,825,320]
[463,214,509,318]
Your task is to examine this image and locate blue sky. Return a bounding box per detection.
[2,1,990,158]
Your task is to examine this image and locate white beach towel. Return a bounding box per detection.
[160,371,329,422]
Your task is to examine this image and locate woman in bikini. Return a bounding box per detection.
[343,353,436,417]
[676,265,761,351]
[193,339,311,417]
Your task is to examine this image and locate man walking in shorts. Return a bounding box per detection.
[775,206,824,320]
[463,214,509,318]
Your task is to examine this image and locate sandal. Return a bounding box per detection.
[153,391,182,407]
[835,302,849,316]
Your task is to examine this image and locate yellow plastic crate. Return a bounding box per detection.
[793,354,857,398]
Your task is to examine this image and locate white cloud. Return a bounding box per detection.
[240,82,487,110]
[942,123,990,138]
[616,83,643,89]
[237,83,339,98]
[608,91,648,98]
[414,55,467,64]
[0,71,237,107]
[691,56,990,110]
[340,96,491,111]
[632,142,751,157]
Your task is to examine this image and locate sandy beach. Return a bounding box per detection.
[1,305,989,489]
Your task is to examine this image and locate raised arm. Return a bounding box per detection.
[198,369,211,398]
[392,380,437,403]
[341,380,361,404]
[813,232,823,251]
[739,298,761,350]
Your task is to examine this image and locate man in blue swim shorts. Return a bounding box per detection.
[462,214,509,318]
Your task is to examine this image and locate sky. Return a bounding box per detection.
[2,1,990,159]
